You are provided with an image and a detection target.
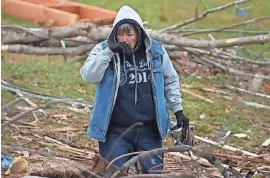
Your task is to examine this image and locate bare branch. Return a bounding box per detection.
[159,0,250,32]
[1,81,93,107]
[149,31,270,48]
[194,135,258,156]
[109,146,231,178]
[3,24,270,49]
[1,44,94,56]
[180,16,270,36]
[221,95,270,110]
[171,45,270,65]
[213,152,270,165]
[1,97,23,111]
[195,55,270,80]
[226,85,270,99]
[169,29,270,35]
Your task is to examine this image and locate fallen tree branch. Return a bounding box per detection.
[1,81,93,108]
[181,46,270,65]
[221,95,270,110]
[150,31,270,48]
[226,85,270,99]
[1,44,94,56]
[169,29,270,35]
[213,152,270,165]
[1,97,23,111]
[3,25,270,49]
[109,145,230,178]
[182,88,214,103]
[181,16,270,36]
[159,0,250,32]
[194,135,258,156]
[197,55,270,80]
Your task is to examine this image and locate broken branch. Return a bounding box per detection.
[159,0,250,32]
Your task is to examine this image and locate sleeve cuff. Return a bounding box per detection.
[171,103,183,113]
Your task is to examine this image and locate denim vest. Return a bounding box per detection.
[87,40,171,142]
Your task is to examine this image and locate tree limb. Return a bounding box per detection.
[3,25,270,49]
[108,146,230,178]
[159,0,250,32]
[149,31,270,48]
[196,55,270,80]
[1,44,94,56]
[180,16,270,36]
[1,81,93,108]
[169,29,270,35]
[226,85,270,99]
[1,97,23,111]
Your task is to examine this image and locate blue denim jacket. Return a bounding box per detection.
[86,40,171,142]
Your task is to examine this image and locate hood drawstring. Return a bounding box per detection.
[132,54,138,105]
[123,54,127,78]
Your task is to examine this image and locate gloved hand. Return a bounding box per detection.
[174,110,189,129]
[109,42,133,55]
[174,110,189,142]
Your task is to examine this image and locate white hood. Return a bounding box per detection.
[107,5,151,51]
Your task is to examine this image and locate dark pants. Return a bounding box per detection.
[99,123,163,174]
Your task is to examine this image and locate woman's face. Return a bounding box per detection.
[117,28,138,49]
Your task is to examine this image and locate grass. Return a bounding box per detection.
[1,0,270,151]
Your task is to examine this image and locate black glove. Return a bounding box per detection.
[174,110,189,142]
[108,42,133,55]
[174,110,189,130]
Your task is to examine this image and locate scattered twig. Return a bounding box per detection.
[181,84,228,95]
[1,99,79,129]
[16,93,47,116]
[44,136,70,147]
[50,127,86,132]
[38,141,96,158]
[182,88,214,103]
